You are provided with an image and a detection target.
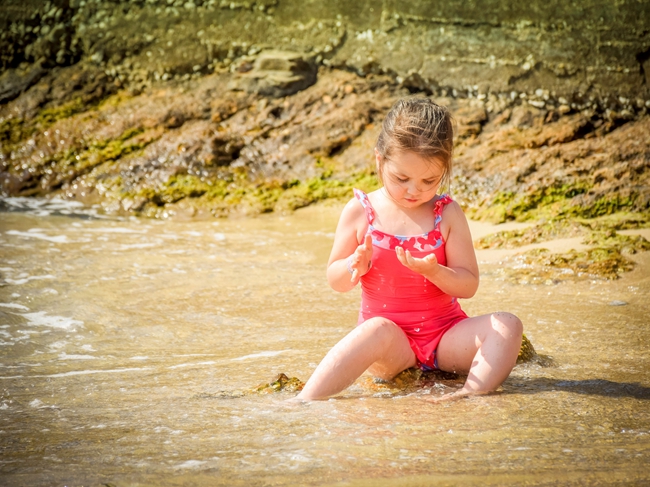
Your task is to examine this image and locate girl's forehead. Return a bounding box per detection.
[385,151,445,177]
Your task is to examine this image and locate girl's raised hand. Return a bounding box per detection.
[395,247,439,277]
[348,234,373,285]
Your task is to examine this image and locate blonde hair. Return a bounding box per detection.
[376,97,454,190]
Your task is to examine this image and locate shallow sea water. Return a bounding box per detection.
[0,198,648,486]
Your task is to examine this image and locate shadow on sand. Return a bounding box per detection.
[507,378,650,399]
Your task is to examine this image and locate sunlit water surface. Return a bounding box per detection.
[0,198,649,486]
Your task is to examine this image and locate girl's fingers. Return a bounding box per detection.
[396,249,437,271]
[397,248,416,268]
[350,235,373,283]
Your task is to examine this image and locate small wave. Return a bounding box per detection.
[0,303,29,310]
[5,275,56,285]
[168,360,217,369]
[5,230,69,243]
[232,350,291,361]
[58,352,96,360]
[176,460,207,469]
[17,311,83,330]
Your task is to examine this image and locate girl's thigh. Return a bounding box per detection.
[363,318,417,380]
[436,312,522,374]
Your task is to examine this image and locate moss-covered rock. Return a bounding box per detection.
[582,230,650,254]
[496,246,635,285]
[474,219,588,250]
[475,213,650,250]
[469,182,593,224]
[517,334,537,364]
[365,335,537,394]
[1,55,649,226]
[475,214,649,281]
[253,373,305,394]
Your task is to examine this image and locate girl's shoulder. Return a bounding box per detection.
[337,195,371,244]
[438,197,463,217]
[339,193,370,225]
[353,187,382,204]
[350,188,383,218]
[436,194,461,218]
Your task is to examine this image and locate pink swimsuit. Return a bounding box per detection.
[354,189,468,370]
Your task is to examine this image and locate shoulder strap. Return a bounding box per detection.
[433,194,453,230]
[353,188,375,225]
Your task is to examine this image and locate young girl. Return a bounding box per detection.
[296,97,523,402]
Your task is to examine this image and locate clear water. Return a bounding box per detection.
[0,198,648,486]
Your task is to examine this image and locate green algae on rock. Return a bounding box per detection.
[363,335,537,396]
[495,246,636,285]
[517,334,537,364]
[474,215,650,281]
[254,373,305,394]
[474,214,650,250]
[191,373,305,399]
[456,112,650,226]
[1,40,649,223]
[115,169,379,219]
[582,230,650,255]
[474,219,588,250]
[1,65,395,216]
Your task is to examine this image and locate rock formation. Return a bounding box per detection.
[0,0,648,239]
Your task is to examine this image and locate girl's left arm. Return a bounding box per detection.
[396,201,479,298]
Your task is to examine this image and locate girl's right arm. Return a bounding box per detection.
[327,198,373,292]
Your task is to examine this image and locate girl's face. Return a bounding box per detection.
[376,149,445,208]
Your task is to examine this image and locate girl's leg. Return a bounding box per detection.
[435,312,523,398]
[297,317,416,401]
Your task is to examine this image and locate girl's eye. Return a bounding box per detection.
[396,177,408,183]
[423,179,438,185]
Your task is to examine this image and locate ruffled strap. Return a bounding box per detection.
[433,194,453,230]
[353,188,375,225]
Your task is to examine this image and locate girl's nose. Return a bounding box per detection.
[408,181,422,194]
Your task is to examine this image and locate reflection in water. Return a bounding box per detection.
[0,198,649,486]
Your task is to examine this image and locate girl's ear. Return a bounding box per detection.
[374,148,381,170]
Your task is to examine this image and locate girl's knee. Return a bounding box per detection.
[490,312,523,340]
[359,317,400,345]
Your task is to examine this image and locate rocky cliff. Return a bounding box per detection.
[1,0,649,226]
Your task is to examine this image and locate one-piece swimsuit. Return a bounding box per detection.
[353,188,469,370]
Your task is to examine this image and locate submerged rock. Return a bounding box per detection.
[517,334,537,364]
[367,335,538,395]
[192,373,304,400]
[253,373,304,393]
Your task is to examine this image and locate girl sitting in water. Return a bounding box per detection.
[296,97,523,402]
